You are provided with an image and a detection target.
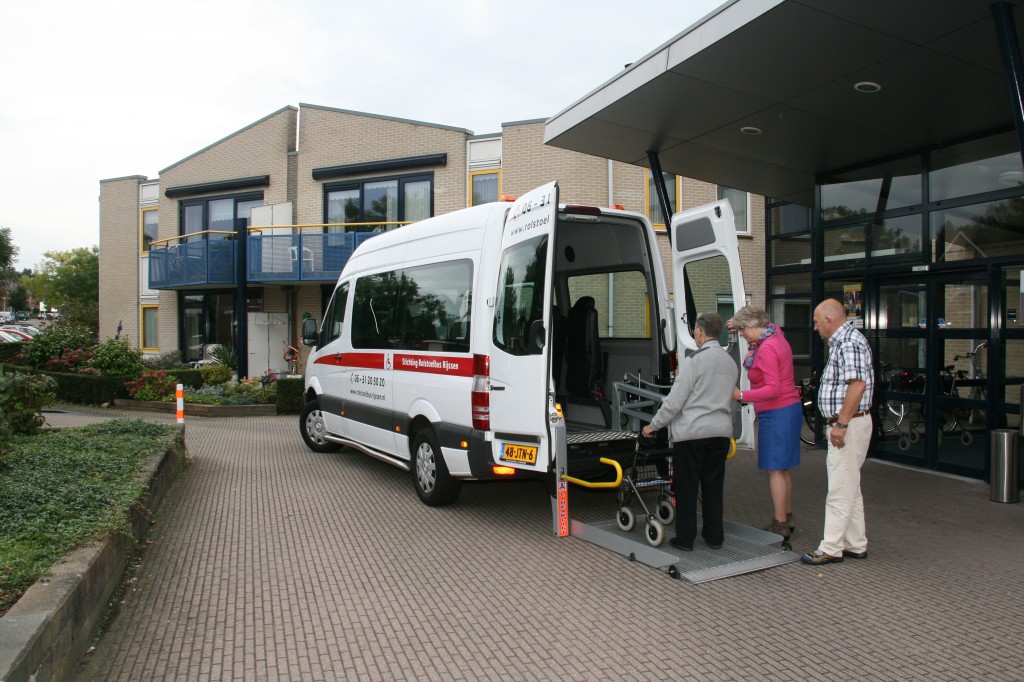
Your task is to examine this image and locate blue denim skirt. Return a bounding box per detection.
[757,401,802,471]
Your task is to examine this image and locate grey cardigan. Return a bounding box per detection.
[648,340,737,443]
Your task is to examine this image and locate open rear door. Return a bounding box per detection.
[669,200,754,450]
[487,181,559,473]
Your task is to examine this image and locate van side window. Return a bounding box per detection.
[352,272,401,349]
[320,282,349,347]
[683,254,734,346]
[494,235,548,356]
[396,260,473,353]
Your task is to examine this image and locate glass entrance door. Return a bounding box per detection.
[873,272,992,477]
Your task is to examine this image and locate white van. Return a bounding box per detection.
[300,181,754,505]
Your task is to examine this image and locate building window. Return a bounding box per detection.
[141,207,158,253]
[325,174,433,230]
[646,171,677,229]
[470,170,501,206]
[179,194,263,242]
[718,185,749,234]
[142,305,159,351]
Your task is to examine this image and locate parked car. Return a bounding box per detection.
[14,311,30,321]
[0,331,21,343]
[0,328,32,341]
[1,325,39,338]
[0,311,12,323]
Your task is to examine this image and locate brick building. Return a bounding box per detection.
[98,103,764,378]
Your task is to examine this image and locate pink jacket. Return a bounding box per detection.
[743,330,799,413]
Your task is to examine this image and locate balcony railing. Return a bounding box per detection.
[148,231,236,289]
[147,223,408,289]
[246,222,406,283]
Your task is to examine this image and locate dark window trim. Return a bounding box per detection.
[312,153,446,181]
[165,175,270,199]
[179,192,264,237]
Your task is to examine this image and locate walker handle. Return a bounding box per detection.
[560,457,623,489]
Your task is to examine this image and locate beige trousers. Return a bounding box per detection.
[818,414,871,556]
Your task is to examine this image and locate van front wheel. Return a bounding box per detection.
[412,428,461,506]
[300,399,341,453]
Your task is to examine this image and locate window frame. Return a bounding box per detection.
[644,169,679,231]
[718,185,750,235]
[178,192,263,241]
[469,169,501,207]
[141,304,159,352]
[141,206,158,254]
[323,172,434,228]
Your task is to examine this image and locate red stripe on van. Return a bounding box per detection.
[394,354,473,377]
[314,352,386,369]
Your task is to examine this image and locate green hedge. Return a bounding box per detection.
[0,342,28,363]
[276,377,304,414]
[1,364,130,404]
[167,368,202,390]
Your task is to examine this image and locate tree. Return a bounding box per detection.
[24,246,99,334]
[0,227,18,295]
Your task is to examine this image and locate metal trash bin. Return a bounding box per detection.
[990,429,1020,503]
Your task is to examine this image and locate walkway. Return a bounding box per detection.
[46,405,1024,681]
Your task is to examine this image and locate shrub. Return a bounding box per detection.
[0,342,28,364]
[166,368,202,390]
[201,363,233,386]
[20,326,96,370]
[225,376,277,404]
[275,377,304,414]
[45,347,95,373]
[143,351,188,370]
[210,344,237,368]
[124,370,178,402]
[90,337,144,376]
[48,371,131,404]
[0,371,57,436]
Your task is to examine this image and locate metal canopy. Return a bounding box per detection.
[544,0,1024,206]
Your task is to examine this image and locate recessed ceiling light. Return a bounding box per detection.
[740,126,762,135]
[854,81,882,93]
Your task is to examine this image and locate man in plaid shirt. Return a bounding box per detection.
[802,298,875,566]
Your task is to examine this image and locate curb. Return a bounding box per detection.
[112,399,277,417]
[0,429,186,682]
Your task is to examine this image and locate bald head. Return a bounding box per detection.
[813,298,847,340]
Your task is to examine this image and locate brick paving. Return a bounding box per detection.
[48,405,1024,681]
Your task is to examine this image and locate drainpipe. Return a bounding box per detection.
[607,159,615,338]
[235,220,249,379]
[993,2,1024,167]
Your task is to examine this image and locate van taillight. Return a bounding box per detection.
[472,354,490,431]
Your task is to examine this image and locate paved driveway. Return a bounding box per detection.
[50,406,1024,681]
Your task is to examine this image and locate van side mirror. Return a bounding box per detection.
[527,319,546,355]
[301,318,319,347]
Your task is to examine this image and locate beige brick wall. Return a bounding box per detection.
[99,176,146,343]
[501,121,610,207]
[294,105,470,225]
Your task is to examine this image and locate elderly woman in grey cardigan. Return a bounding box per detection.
[642,312,737,551]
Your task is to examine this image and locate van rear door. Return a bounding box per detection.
[487,181,559,473]
[669,200,755,450]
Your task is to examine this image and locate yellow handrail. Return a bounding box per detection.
[151,230,235,247]
[560,457,623,489]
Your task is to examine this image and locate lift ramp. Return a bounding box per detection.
[571,516,800,584]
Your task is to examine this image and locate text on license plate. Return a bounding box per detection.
[501,443,538,465]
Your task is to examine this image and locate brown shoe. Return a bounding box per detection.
[765,519,791,540]
[801,551,843,565]
[843,549,868,559]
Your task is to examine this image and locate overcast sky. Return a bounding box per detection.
[0,0,725,271]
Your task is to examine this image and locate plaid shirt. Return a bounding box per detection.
[818,321,874,419]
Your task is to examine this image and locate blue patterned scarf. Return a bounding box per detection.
[742,323,778,370]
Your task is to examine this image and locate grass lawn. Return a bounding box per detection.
[0,419,181,615]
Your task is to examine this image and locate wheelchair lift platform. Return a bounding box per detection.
[571,515,800,583]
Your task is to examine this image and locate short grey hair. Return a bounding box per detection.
[695,311,723,339]
[730,305,770,330]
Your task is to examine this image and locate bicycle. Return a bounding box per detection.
[796,374,820,446]
[936,341,987,446]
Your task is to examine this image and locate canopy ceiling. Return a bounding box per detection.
[545,0,1024,206]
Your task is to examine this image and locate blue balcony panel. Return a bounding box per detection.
[148,241,237,290]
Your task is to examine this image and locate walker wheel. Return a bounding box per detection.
[616,506,636,532]
[668,565,680,580]
[656,500,675,525]
[645,519,665,547]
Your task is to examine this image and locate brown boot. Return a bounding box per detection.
[765,518,791,540]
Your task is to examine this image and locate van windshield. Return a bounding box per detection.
[494,235,547,356]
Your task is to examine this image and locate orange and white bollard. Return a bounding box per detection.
[176,383,184,424]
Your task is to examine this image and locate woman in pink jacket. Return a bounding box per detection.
[729,306,801,541]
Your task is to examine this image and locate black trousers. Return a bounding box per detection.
[673,436,730,547]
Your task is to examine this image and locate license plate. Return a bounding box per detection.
[501,443,538,465]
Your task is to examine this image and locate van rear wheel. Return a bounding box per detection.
[412,428,461,506]
[300,399,341,453]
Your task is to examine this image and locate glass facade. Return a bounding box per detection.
[767,128,1024,482]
